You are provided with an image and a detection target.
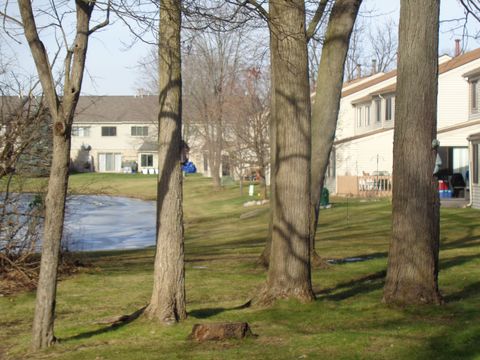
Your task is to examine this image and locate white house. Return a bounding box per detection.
[70,95,242,179]
[330,48,480,197]
[71,96,159,173]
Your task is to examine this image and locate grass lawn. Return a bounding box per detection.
[1,173,479,359]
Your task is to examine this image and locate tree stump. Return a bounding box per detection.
[189,322,255,341]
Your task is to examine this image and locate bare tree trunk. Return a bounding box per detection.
[258,23,277,268]
[17,0,103,350]
[383,0,442,305]
[257,0,314,304]
[145,0,186,322]
[310,0,362,267]
[31,127,70,348]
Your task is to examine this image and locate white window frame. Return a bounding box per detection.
[365,105,371,126]
[356,106,363,128]
[375,98,382,123]
[471,80,479,114]
[101,126,117,136]
[385,97,393,121]
[141,153,154,167]
[131,126,149,137]
[72,126,90,137]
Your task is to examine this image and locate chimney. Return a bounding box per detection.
[371,59,377,75]
[356,63,362,79]
[455,39,461,57]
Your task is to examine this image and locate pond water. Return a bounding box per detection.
[64,195,156,251]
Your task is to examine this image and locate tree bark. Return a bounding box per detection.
[310,0,362,266]
[19,0,97,350]
[257,0,314,304]
[30,126,70,349]
[258,31,277,268]
[383,0,442,305]
[145,0,187,323]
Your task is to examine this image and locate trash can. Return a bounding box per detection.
[320,187,329,206]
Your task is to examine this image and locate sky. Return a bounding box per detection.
[2,0,480,96]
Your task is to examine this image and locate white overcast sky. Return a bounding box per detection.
[3,0,480,95]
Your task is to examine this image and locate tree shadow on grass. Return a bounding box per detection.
[416,317,480,360]
[314,270,386,301]
[188,301,252,319]
[443,280,480,302]
[312,251,480,302]
[61,306,146,342]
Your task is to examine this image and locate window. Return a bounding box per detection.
[385,97,393,121]
[131,126,149,136]
[471,80,478,113]
[365,105,371,126]
[357,107,362,127]
[375,99,382,122]
[72,126,90,137]
[101,126,117,136]
[141,154,154,167]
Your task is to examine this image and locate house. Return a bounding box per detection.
[329,47,480,197]
[468,132,480,208]
[71,96,159,173]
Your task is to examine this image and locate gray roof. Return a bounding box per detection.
[138,141,158,152]
[74,96,159,124]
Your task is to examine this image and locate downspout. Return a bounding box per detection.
[468,140,473,207]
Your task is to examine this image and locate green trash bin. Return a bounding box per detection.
[320,187,329,207]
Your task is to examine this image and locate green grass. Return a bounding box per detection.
[1,174,480,359]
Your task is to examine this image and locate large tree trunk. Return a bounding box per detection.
[19,0,96,350]
[383,0,442,305]
[145,0,187,322]
[310,0,362,266]
[31,126,70,349]
[258,37,277,268]
[257,0,314,304]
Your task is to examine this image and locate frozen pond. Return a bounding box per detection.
[64,195,156,251]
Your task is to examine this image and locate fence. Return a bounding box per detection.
[336,175,393,197]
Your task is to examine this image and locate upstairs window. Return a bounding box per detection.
[471,80,478,114]
[72,126,90,137]
[101,126,117,136]
[385,97,393,121]
[131,126,149,136]
[365,105,371,126]
[375,99,382,123]
[356,107,363,127]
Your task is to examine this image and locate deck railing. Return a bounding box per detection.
[336,175,392,197]
[358,175,392,197]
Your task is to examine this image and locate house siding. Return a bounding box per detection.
[336,130,394,176]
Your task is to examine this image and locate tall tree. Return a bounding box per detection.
[257,0,361,269]
[9,0,109,349]
[310,0,362,264]
[145,0,187,322]
[383,0,442,305]
[258,0,315,304]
